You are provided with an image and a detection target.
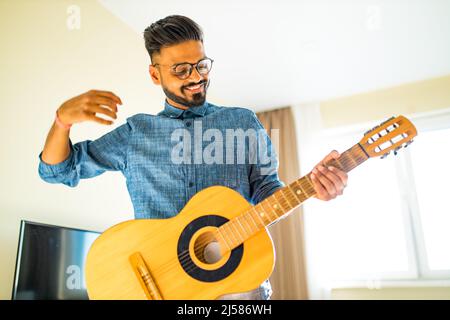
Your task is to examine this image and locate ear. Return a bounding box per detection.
[149,65,161,85]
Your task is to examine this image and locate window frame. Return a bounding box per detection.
[293,105,450,298]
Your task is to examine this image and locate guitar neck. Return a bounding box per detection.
[215,143,370,252]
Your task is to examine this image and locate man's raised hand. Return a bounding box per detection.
[57,90,122,126]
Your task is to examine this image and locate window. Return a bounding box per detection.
[294,106,450,298]
[409,127,450,272]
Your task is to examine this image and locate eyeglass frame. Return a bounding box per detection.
[152,57,214,80]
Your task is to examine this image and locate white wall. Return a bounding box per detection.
[0,0,165,299]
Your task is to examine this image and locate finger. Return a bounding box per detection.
[318,166,345,195]
[329,166,348,187]
[89,90,122,105]
[321,150,340,164]
[310,173,328,199]
[88,96,119,112]
[313,167,337,197]
[86,113,114,125]
[85,104,117,120]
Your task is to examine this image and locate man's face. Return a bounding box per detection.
[150,40,211,109]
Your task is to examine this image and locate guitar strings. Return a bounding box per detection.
[152,191,301,275]
[145,154,365,276]
[148,154,363,276]
[157,139,399,275]
[156,187,305,275]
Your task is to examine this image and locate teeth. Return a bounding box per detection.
[187,84,202,90]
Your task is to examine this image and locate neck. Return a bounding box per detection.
[214,143,370,254]
[166,98,189,110]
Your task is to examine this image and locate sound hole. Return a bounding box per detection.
[178,214,243,282]
[194,231,222,264]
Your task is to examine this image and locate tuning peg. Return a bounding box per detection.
[381,152,390,159]
[365,124,380,135]
[404,140,414,148]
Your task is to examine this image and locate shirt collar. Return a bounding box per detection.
[158,99,209,119]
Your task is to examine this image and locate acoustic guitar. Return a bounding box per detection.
[85,115,417,299]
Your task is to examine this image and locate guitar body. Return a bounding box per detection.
[85,114,418,300]
[85,186,275,300]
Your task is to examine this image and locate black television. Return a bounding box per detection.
[12,220,100,300]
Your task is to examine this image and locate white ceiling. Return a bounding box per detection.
[99,0,450,112]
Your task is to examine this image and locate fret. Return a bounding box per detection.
[246,211,260,231]
[345,152,358,169]
[303,176,316,196]
[219,227,235,250]
[354,147,368,164]
[295,179,311,198]
[331,146,368,172]
[242,213,256,234]
[260,200,278,222]
[270,194,283,214]
[280,187,297,209]
[288,182,307,202]
[266,194,280,221]
[245,211,259,231]
[252,206,266,226]
[258,202,275,224]
[229,220,244,243]
[236,216,249,239]
[270,194,282,213]
[223,222,239,247]
[255,201,268,222]
[287,183,302,202]
[351,149,361,163]
[216,229,232,251]
[279,189,295,210]
[270,197,285,218]
[332,156,347,172]
[355,144,370,162]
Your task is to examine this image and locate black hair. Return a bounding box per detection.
[143,15,203,62]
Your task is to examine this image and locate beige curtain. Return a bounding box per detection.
[257,107,309,300]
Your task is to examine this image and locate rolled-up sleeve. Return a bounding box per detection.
[247,112,285,205]
[38,120,133,187]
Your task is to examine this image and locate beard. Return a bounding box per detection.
[162,79,210,108]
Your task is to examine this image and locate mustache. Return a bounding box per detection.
[182,80,207,90]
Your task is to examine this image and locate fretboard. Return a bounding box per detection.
[215,143,369,253]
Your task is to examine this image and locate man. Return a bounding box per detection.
[38,15,347,299]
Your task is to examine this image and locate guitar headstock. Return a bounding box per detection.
[359,115,417,159]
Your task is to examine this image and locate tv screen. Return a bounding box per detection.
[12,220,100,300]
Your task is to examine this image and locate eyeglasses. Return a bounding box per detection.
[153,57,214,80]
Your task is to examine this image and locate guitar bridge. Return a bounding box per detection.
[129,252,163,300]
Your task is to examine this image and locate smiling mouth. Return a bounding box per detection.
[184,83,205,93]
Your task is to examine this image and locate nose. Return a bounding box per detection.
[188,66,203,83]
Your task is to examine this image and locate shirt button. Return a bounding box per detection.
[185,121,191,127]
[188,182,194,187]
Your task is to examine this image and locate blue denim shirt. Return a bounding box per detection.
[38,100,284,299]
